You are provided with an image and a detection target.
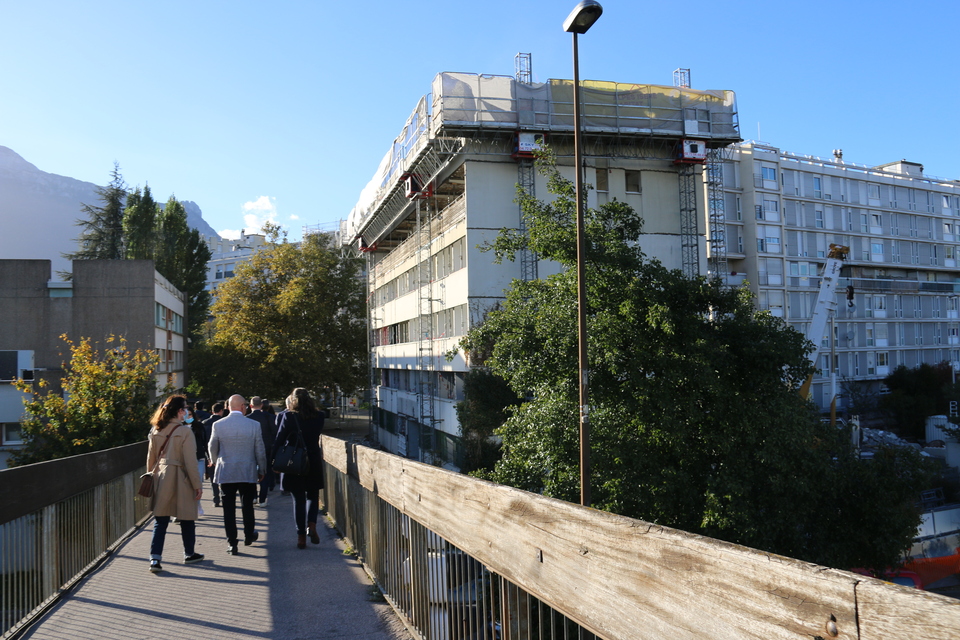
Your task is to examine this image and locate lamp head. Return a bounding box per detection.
[563,0,603,34]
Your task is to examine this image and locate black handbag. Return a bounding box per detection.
[273,413,310,476]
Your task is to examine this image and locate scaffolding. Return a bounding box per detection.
[515,53,538,282]
[706,147,729,281]
[415,199,437,461]
[678,163,700,278]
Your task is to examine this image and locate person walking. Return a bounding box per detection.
[146,394,204,573]
[248,396,276,506]
[272,388,324,549]
[202,402,226,507]
[209,394,267,555]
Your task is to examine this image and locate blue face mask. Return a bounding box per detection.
[185,417,194,424]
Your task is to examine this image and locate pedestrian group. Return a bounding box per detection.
[144,388,326,573]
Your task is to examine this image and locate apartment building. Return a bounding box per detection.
[344,70,740,466]
[205,232,266,296]
[719,142,960,414]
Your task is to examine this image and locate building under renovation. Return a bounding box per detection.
[344,62,740,465]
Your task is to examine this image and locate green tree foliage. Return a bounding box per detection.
[455,368,519,473]
[64,162,127,261]
[122,184,158,260]
[456,153,931,570]
[11,335,161,465]
[881,362,955,440]
[154,197,213,339]
[195,225,366,400]
[66,168,212,341]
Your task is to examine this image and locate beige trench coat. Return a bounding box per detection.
[146,422,202,519]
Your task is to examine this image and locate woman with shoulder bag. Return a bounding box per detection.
[271,387,324,549]
[146,394,204,573]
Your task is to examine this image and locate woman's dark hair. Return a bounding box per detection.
[151,394,187,430]
[286,387,319,419]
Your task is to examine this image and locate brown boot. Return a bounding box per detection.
[308,523,320,544]
[297,534,306,549]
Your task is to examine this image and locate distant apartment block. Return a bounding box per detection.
[205,232,266,296]
[720,142,960,414]
[0,259,186,467]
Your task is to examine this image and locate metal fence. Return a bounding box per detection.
[0,443,149,638]
[323,456,598,640]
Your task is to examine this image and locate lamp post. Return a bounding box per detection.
[564,0,602,508]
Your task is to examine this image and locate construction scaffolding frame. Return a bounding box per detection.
[678,163,700,278]
[706,147,729,282]
[415,199,437,461]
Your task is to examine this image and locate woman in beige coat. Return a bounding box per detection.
[147,394,204,573]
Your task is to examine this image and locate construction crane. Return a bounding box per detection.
[799,244,848,400]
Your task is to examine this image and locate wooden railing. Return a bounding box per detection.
[321,435,960,640]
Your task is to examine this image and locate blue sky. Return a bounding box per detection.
[1,0,956,242]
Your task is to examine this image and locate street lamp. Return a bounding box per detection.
[564,0,602,508]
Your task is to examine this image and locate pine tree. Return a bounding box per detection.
[122,184,158,260]
[65,163,127,261]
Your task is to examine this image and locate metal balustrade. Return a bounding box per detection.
[0,442,149,638]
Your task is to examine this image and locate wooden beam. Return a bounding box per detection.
[322,437,960,640]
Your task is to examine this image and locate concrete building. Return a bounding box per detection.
[343,70,740,465]
[205,232,266,297]
[0,259,186,467]
[720,142,960,415]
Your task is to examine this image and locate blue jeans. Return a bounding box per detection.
[150,516,195,560]
[291,488,319,535]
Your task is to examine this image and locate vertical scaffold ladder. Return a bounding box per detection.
[678,163,700,278]
[515,52,538,282]
[518,158,538,282]
[706,147,728,282]
[415,199,437,460]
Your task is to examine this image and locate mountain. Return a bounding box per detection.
[0,146,220,277]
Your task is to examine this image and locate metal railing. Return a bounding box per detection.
[323,445,597,640]
[0,442,149,638]
[320,435,960,640]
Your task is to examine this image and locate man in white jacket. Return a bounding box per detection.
[209,394,267,554]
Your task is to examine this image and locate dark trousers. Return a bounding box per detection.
[291,488,320,535]
[258,471,275,502]
[150,516,195,560]
[220,482,257,545]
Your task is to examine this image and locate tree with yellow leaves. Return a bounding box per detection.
[11,334,161,466]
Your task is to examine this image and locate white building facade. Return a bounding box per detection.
[718,142,960,415]
[345,72,740,466]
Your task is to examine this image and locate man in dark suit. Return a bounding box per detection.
[209,395,267,554]
[202,402,226,506]
[248,396,276,506]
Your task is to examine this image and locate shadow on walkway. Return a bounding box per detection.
[18,477,409,640]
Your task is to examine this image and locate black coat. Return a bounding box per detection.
[271,410,324,492]
[249,409,276,453]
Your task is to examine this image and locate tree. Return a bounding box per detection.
[11,335,161,465]
[64,162,127,262]
[198,225,367,400]
[456,152,931,570]
[123,184,158,260]
[455,368,518,473]
[881,362,956,439]
[154,197,213,339]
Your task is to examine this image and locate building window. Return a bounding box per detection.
[868,184,880,201]
[813,176,822,199]
[595,169,608,192]
[625,171,641,193]
[815,209,824,228]
[762,166,776,181]
[215,265,223,279]
[1,423,22,445]
[871,242,884,261]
